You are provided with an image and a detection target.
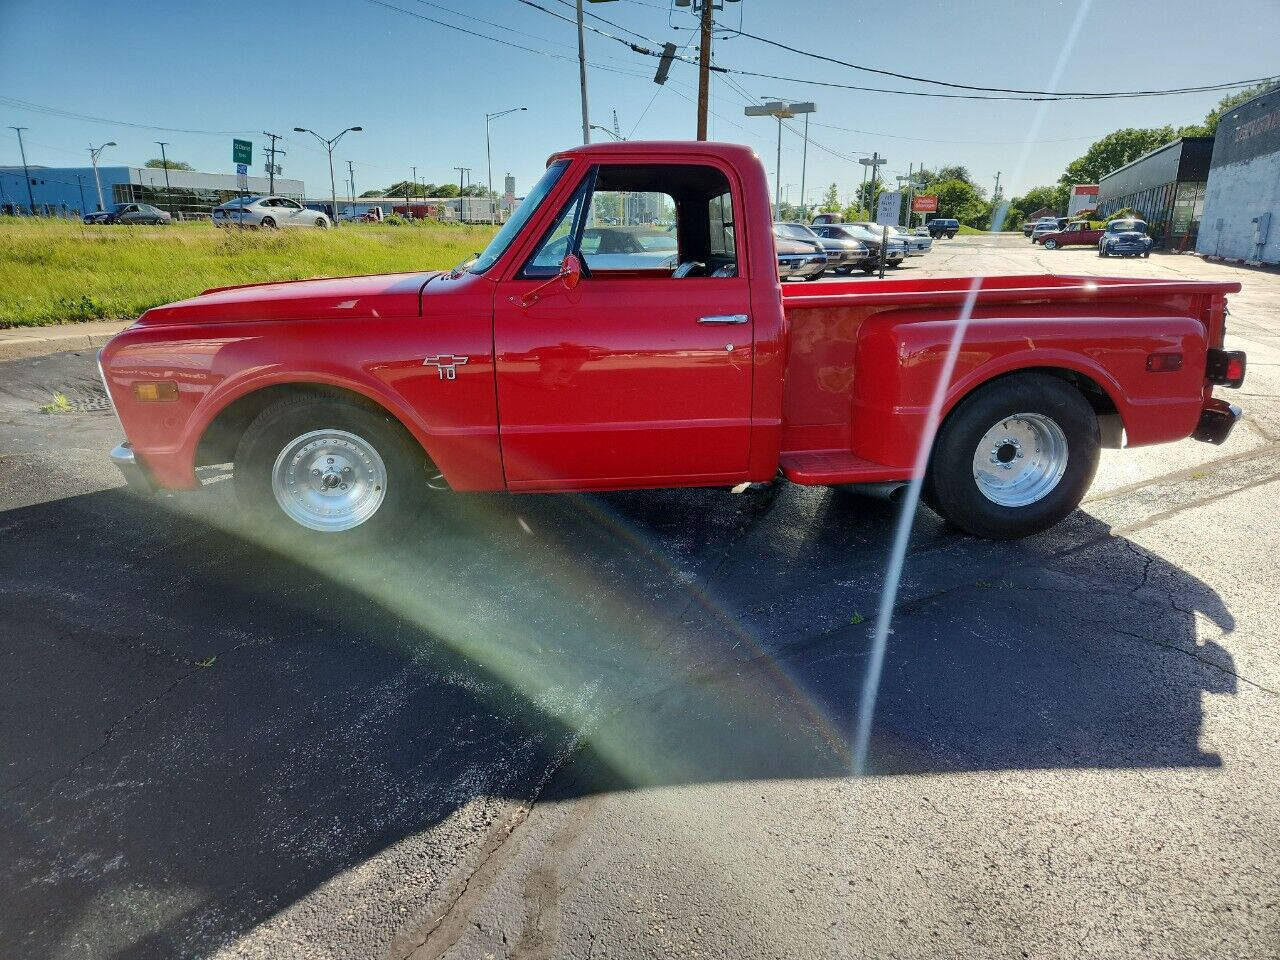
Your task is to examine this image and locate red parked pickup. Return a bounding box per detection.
[1033,220,1104,249]
[99,141,1246,542]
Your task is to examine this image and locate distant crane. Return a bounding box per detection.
[612,109,622,142]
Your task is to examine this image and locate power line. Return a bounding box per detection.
[512,3,1280,102]
[728,28,1279,100]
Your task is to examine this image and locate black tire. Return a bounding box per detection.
[927,372,1100,539]
[861,267,877,275]
[835,265,854,276]
[1099,248,1108,257]
[946,232,956,238]
[1043,238,1058,250]
[887,260,902,269]
[233,393,430,546]
[803,271,825,281]
[260,216,277,229]
[316,218,329,229]
[1143,251,1151,258]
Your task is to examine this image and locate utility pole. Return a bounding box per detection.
[347,160,355,209]
[262,131,284,194]
[154,141,174,216]
[75,175,86,215]
[696,0,714,140]
[455,166,471,222]
[411,165,418,217]
[9,127,35,215]
[576,0,590,144]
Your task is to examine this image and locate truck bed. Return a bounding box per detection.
[778,274,1240,485]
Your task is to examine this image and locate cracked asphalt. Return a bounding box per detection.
[2,235,1278,959]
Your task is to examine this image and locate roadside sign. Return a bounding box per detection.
[232,139,252,165]
[912,194,938,213]
[236,162,249,193]
[875,191,903,226]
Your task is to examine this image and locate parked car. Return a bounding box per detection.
[811,223,906,273]
[100,139,1247,545]
[792,222,867,273]
[927,217,959,238]
[773,224,829,281]
[810,212,841,225]
[891,225,932,255]
[212,196,330,229]
[84,202,171,225]
[1034,220,1104,249]
[1098,219,1153,258]
[1030,219,1068,243]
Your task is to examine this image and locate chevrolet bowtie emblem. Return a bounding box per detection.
[423,354,469,380]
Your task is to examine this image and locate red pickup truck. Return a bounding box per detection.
[1033,220,1104,249]
[99,141,1246,542]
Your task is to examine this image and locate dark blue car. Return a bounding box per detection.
[1097,219,1152,258]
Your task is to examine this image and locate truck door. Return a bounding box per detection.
[493,161,754,487]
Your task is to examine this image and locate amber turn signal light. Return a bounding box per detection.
[132,380,180,402]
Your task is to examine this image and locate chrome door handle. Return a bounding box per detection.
[698,314,749,324]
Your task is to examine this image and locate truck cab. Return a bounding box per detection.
[99,140,1246,544]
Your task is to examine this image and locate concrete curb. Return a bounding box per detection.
[0,321,131,362]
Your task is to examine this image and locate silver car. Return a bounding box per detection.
[212,196,330,229]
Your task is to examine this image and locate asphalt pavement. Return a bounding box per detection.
[2,236,1278,959]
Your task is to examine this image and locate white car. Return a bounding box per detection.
[893,225,932,255]
[1030,220,1065,242]
[212,196,330,229]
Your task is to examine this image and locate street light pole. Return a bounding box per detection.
[294,126,362,226]
[154,141,174,217]
[9,127,35,214]
[799,112,810,220]
[485,106,526,225]
[87,140,116,213]
[744,100,814,218]
[589,124,622,141]
[576,0,590,144]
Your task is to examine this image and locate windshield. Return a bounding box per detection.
[467,160,569,274]
[220,196,261,208]
[1108,220,1147,233]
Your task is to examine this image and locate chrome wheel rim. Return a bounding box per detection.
[971,413,1068,508]
[271,429,388,532]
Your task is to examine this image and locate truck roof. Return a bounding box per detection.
[547,140,760,167]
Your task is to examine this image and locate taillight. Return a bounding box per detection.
[1206,349,1247,388]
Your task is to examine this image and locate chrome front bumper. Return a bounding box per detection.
[110,442,154,492]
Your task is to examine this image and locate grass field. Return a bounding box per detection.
[0,217,498,328]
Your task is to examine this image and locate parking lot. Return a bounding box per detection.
[3,233,1278,959]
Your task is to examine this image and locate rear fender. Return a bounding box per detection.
[849,308,1208,467]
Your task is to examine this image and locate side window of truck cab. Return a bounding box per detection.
[523,163,739,280]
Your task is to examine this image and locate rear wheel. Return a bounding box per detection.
[260,216,277,229]
[1043,238,1058,250]
[234,394,429,546]
[927,373,1099,539]
[315,218,328,228]
[803,270,825,281]
[835,265,854,275]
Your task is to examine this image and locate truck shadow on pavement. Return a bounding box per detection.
[0,480,1237,958]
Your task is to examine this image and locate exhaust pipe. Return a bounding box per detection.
[845,482,907,502]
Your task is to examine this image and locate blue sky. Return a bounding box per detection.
[2,0,1277,202]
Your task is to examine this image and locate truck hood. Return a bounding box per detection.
[137,271,438,325]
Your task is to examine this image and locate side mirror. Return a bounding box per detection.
[514,253,585,309]
[559,253,582,291]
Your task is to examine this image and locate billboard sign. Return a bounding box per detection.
[232,139,253,165]
[911,194,938,213]
[875,190,903,226]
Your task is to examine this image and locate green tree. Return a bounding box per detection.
[819,182,841,213]
[937,164,975,187]
[145,158,194,170]
[930,178,988,226]
[1012,184,1068,216]
[1059,127,1177,187]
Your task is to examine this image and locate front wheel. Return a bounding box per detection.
[234,394,430,545]
[834,265,854,275]
[1099,247,1109,257]
[927,373,1100,539]
[315,218,329,229]
[1143,250,1151,258]
[1043,238,1058,250]
[260,217,277,229]
[803,271,825,281]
